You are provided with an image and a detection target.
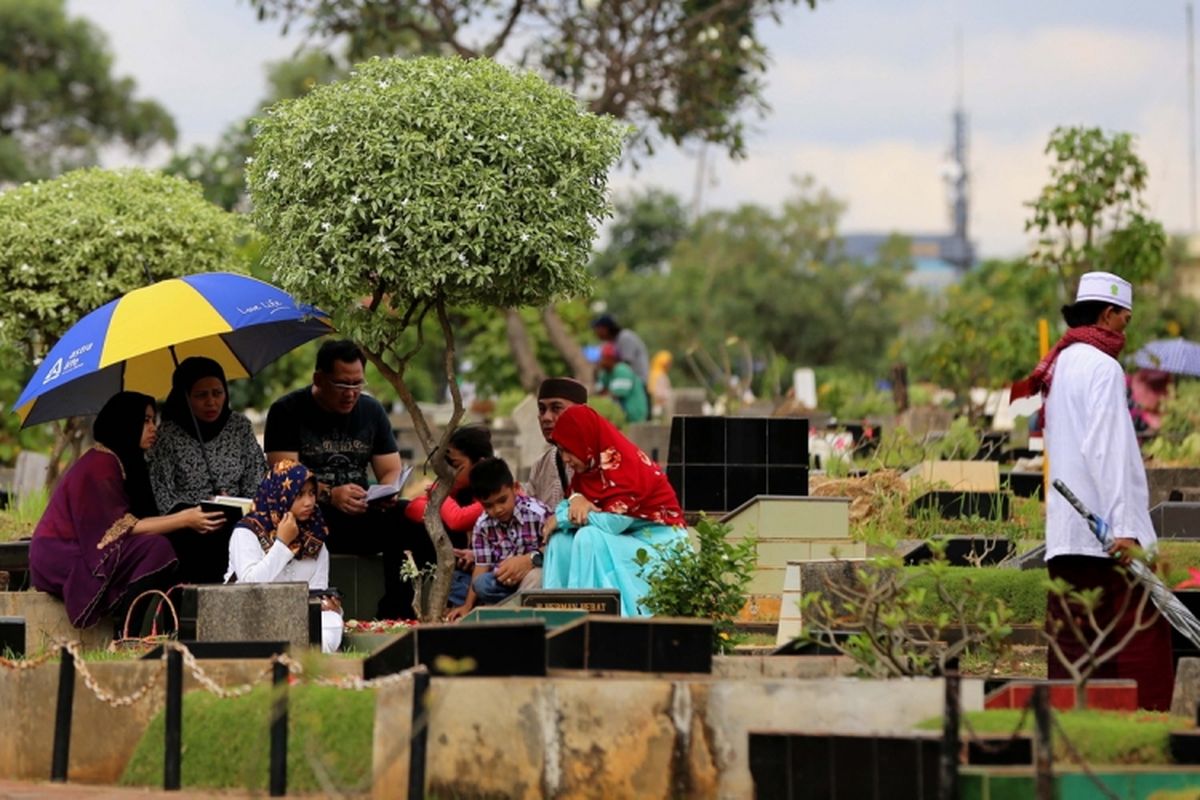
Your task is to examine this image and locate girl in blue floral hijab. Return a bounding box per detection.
[226,460,341,651]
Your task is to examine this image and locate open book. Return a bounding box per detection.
[366,464,414,504]
[200,495,253,529]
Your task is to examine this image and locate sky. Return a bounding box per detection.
[69,0,1200,258]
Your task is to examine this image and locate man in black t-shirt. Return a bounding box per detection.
[264,339,431,619]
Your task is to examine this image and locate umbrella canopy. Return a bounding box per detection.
[1132,338,1200,377]
[15,272,332,426]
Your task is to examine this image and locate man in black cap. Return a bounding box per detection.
[527,377,589,510]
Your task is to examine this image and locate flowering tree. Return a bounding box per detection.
[0,168,249,476]
[249,56,626,617]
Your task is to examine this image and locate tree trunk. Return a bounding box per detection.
[541,305,594,386]
[46,417,87,488]
[890,363,909,413]
[504,308,545,392]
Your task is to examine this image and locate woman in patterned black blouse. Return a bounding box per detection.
[148,357,267,582]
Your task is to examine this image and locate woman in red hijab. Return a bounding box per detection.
[543,405,687,616]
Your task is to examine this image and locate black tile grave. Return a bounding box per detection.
[362,620,547,679]
[1151,502,1200,539]
[902,537,1016,567]
[0,616,24,657]
[308,599,322,646]
[726,417,768,464]
[748,733,940,800]
[0,540,29,570]
[965,735,1032,765]
[1003,472,1044,499]
[767,466,809,497]
[907,491,1010,521]
[1172,591,1200,667]
[771,630,856,656]
[767,418,808,465]
[546,617,712,673]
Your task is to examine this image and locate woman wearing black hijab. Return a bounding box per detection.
[30,392,224,628]
[148,357,266,582]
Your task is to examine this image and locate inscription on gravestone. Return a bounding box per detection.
[517,589,620,615]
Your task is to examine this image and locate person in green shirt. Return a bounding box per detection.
[597,343,649,423]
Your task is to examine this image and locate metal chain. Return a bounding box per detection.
[1050,711,1120,800]
[0,647,58,671]
[66,641,164,709]
[959,696,1032,754]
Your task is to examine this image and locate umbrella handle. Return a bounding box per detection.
[1052,479,1112,547]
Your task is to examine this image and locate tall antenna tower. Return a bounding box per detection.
[945,29,974,271]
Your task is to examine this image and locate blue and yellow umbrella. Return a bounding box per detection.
[15,272,333,426]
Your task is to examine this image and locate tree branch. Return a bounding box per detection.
[483,0,525,58]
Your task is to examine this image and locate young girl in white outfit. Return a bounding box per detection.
[225,460,343,652]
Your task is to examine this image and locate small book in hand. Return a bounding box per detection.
[200,496,251,529]
[366,465,414,505]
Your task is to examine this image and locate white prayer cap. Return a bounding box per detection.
[1075,271,1132,310]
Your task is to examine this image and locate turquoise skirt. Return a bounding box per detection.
[542,504,688,617]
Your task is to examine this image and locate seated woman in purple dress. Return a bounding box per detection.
[30,392,226,629]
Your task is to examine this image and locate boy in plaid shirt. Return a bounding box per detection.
[447,457,549,621]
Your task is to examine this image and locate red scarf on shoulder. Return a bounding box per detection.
[550,405,684,527]
[1010,325,1126,400]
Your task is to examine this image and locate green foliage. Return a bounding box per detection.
[937,416,981,460]
[868,427,929,470]
[816,369,894,420]
[249,0,817,160]
[916,709,1187,765]
[250,55,627,363]
[590,189,690,279]
[1145,380,1200,466]
[456,301,591,397]
[908,258,1059,402]
[908,567,1047,624]
[121,685,374,792]
[0,168,250,361]
[588,394,628,430]
[600,180,922,382]
[0,486,48,542]
[0,0,176,181]
[1027,126,1167,297]
[799,543,1016,678]
[635,515,757,653]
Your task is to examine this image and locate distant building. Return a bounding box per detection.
[841,233,964,291]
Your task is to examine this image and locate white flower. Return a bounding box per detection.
[321,221,332,232]
[520,233,530,243]
[401,197,410,207]
[375,234,388,244]
[465,133,474,141]
[377,80,391,90]
[245,156,254,165]
[303,160,315,170]
[328,125,338,134]
[477,202,486,211]
[739,35,753,51]
[19,263,30,272]
[515,144,523,153]
[350,194,361,204]
[54,239,62,245]
[498,133,508,141]
[69,219,78,225]
[456,252,468,264]
[114,230,124,237]
[267,168,280,181]
[549,188,557,198]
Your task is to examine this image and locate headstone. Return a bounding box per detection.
[668,416,808,513]
[748,733,940,800]
[0,616,24,657]
[792,368,818,409]
[177,583,310,650]
[1151,502,1200,539]
[362,620,547,679]
[1172,592,1200,668]
[723,498,863,597]
[329,553,386,621]
[672,388,707,417]
[509,394,548,474]
[895,407,954,438]
[11,451,49,499]
[545,616,712,673]
[1170,656,1200,717]
[1008,543,1046,571]
[1146,467,1200,509]
[906,491,1011,521]
[625,423,670,464]
[1003,472,1044,499]
[905,460,999,492]
[776,558,868,647]
[508,589,620,615]
[0,591,110,653]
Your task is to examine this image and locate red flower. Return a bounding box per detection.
[1176,567,1200,591]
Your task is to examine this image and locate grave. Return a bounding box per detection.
[329,553,386,621]
[667,416,808,514]
[0,540,29,591]
[776,558,868,646]
[901,537,1016,567]
[0,591,110,653]
[1151,502,1200,539]
[460,606,588,629]
[175,583,310,650]
[362,619,547,679]
[1146,467,1200,508]
[625,422,670,464]
[1002,471,1044,499]
[748,732,940,800]
[906,490,1011,521]
[722,497,862,600]
[507,393,548,477]
[1008,543,1046,570]
[1170,657,1200,717]
[1172,592,1200,668]
[545,616,712,673]
[500,588,621,614]
[904,460,999,492]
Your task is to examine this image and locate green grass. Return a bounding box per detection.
[907,567,1048,624]
[120,684,375,793]
[1158,541,1200,588]
[917,709,1190,765]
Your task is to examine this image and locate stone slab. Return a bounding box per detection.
[509,393,548,474]
[1151,502,1200,540]
[181,583,310,650]
[777,559,868,646]
[723,496,850,540]
[1172,656,1200,718]
[1147,467,1200,509]
[905,460,1000,492]
[0,592,111,654]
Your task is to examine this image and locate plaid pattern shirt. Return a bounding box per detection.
[471,494,549,567]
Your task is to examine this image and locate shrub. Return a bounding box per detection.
[635,515,757,653]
